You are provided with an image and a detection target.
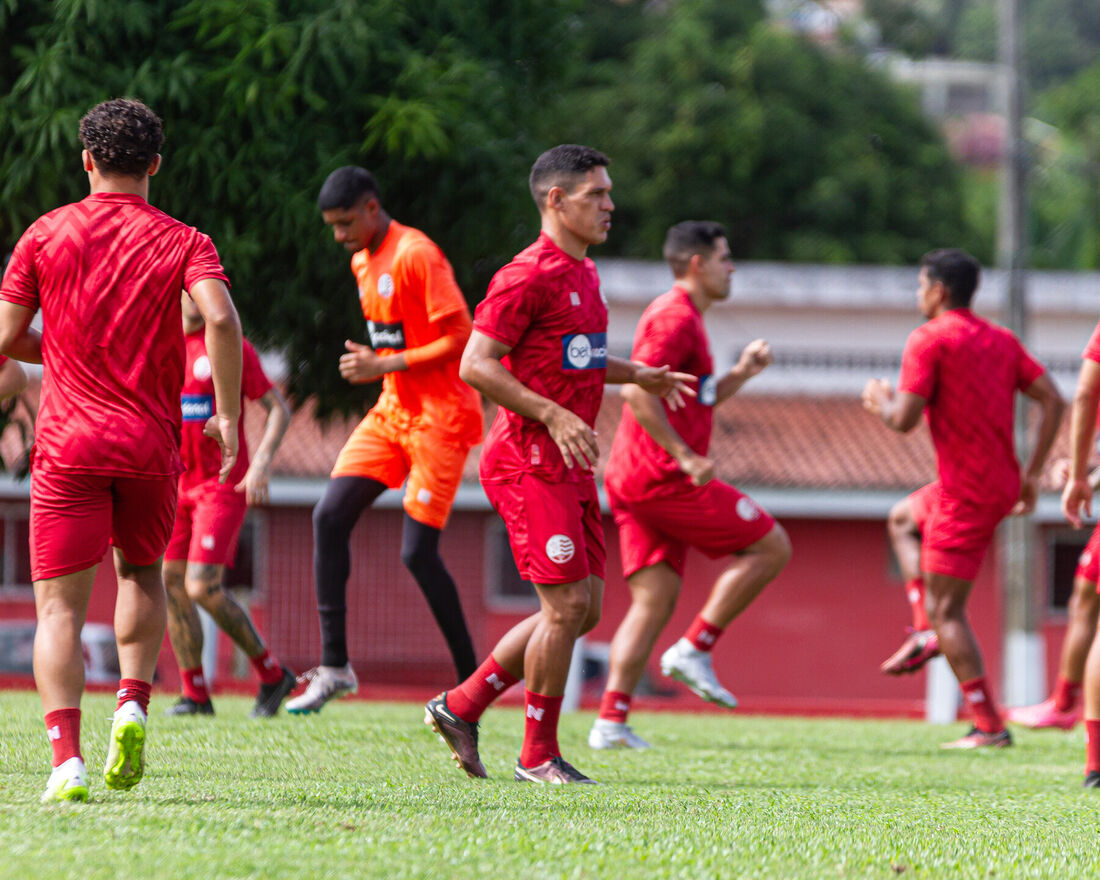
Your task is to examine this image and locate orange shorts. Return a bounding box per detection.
[331,407,473,529]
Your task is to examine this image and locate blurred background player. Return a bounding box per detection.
[863,249,1062,750]
[287,166,483,713]
[163,292,293,718]
[0,98,242,802]
[589,221,792,750]
[423,144,692,784]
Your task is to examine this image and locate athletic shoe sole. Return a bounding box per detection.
[661,664,738,709]
[104,720,145,790]
[423,696,487,779]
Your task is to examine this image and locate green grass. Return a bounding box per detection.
[2,691,1098,879]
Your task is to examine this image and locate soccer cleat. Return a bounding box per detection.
[250,667,297,718]
[285,663,358,714]
[1084,771,1100,788]
[880,628,941,676]
[587,718,652,750]
[1005,697,1078,731]
[940,726,1012,750]
[164,696,215,717]
[41,756,89,804]
[514,756,598,785]
[104,701,147,790]
[424,692,487,779]
[659,638,738,709]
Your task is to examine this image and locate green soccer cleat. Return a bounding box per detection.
[104,702,147,791]
[41,757,89,804]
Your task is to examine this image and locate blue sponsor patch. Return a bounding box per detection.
[698,374,717,407]
[561,332,608,370]
[181,394,214,422]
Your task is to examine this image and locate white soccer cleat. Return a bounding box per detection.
[285,663,358,714]
[660,638,739,709]
[587,718,652,750]
[41,756,89,803]
[104,701,147,791]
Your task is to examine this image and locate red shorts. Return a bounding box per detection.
[909,482,1013,582]
[484,474,605,586]
[165,480,248,566]
[609,479,776,579]
[1075,522,1100,585]
[30,466,178,581]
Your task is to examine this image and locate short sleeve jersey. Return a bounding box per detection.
[474,233,608,484]
[605,286,714,500]
[898,308,1044,505]
[0,192,228,476]
[180,329,272,489]
[351,220,482,443]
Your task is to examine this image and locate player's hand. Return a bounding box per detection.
[1011,473,1039,516]
[204,413,239,483]
[634,364,697,411]
[545,405,600,470]
[678,453,715,487]
[1050,457,1071,487]
[1063,477,1093,529]
[736,339,773,379]
[861,378,893,416]
[339,340,387,384]
[235,463,271,506]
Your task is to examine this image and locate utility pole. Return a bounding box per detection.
[998,0,1043,706]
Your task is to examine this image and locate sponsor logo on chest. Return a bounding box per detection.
[181,394,214,422]
[561,332,608,370]
[368,320,406,351]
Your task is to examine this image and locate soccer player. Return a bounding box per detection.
[287,166,483,713]
[423,144,693,784]
[863,249,1063,750]
[0,98,242,802]
[588,221,792,750]
[163,293,294,718]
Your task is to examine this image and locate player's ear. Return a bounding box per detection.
[147,154,162,178]
[81,149,94,173]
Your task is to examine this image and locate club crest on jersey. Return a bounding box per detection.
[546,534,576,564]
[377,272,394,299]
[561,332,607,370]
[181,394,214,422]
[368,320,406,351]
[193,355,212,381]
[736,497,761,522]
[698,374,717,407]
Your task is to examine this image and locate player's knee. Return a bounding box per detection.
[761,523,792,573]
[887,500,914,539]
[400,544,438,578]
[545,593,591,633]
[312,496,354,537]
[578,603,601,636]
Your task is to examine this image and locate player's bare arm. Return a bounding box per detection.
[189,278,243,481]
[621,383,714,486]
[461,329,600,469]
[716,339,772,403]
[236,386,290,505]
[0,358,28,400]
[606,356,696,411]
[1063,359,1100,527]
[0,301,43,364]
[1013,371,1064,516]
[861,378,925,433]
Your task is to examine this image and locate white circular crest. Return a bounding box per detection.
[736,497,760,522]
[377,273,395,299]
[193,355,212,381]
[1082,550,1093,568]
[566,335,592,369]
[545,534,576,564]
[200,534,216,551]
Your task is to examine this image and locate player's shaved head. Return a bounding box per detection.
[663,221,728,278]
[529,145,610,211]
[79,99,163,179]
[921,249,981,307]
[318,166,381,212]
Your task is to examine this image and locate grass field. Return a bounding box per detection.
[1,691,1098,879]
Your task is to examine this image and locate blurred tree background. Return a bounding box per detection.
[1,0,1094,411]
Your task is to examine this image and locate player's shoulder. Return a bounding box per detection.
[393,223,443,260]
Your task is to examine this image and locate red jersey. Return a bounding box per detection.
[898,308,1044,505]
[180,329,272,489]
[1083,319,1100,364]
[0,192,228,476]
[605,286,714,500]
[351,220,482,443]
[475,233,608,484]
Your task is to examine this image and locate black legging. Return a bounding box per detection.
[312,475,476,681]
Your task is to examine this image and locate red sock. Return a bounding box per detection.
[519,690,563,768]
[116,678,152,714]
[181,666,210,703]
[684,615,724,653]
[1087,720,1100,774]
[446,655,519,723]
[44,708,81,767]
[250,649,285,685]
[960,676,1004,733]
[598,690,632,723]
[1053,675,1082,713]
[905,577,930,630]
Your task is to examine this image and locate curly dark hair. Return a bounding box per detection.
[79,98,164,178]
